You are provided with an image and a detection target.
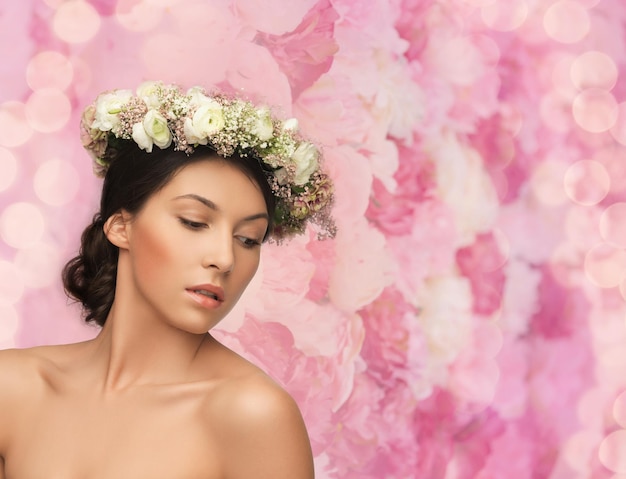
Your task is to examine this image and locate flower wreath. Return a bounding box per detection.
[80,81,335,239]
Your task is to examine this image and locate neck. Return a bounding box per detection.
[87,297,212,393]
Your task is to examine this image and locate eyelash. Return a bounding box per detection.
[179,217,262,248]
[237,236,261,249]
[179,217,207,230]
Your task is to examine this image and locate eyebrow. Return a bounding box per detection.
[173,194,269,222]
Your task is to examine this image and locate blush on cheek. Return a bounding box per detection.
[132,220,179,275]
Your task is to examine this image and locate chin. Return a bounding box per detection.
[184,314,230,335]
[185,319,221,335]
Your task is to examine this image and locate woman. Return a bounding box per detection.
[0,82,334,478]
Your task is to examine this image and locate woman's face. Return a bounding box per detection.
[115,158,269,334]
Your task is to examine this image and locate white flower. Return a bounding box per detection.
[252,108,274,141]
[282,118,299,132]
[186,86,210,108]
[185,100,225,143]
[132,122,154,152]
[291,141,319,185]
[183,118,207,146]
[434,135,498,244]
[274,167,289,185]
[136,81,162,109]
[417,276,473,364]
[143,109,172,149]
[92,90,132,131]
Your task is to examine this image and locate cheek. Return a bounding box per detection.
[131,221,183,277]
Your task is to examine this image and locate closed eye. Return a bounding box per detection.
[178,217,207,230]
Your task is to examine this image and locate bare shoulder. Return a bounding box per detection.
[0,347,46,399]
[0,344,73,390]
[0,345,78,430]
[0,343,87,462]
[205,360,314,479]
[0,347,45,453]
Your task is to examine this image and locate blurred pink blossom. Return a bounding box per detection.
[530,266,591,338]
[328,218,394,312]
[456,232,507,316]
[225,41,293,111]
[499,259,541,336]
[233,0,318,35]
[325,373,420,478]
[476,422,535,478]
[252,239,315,314]
[359,287,427,393]
[256,0,339,99]
[293,74,375,147]
[417,275,474,367]
[88,0,116,16]
[366,143,435,236]
[326,145,373,228]
[430,136,500,243]
[385,200,457,304]
[490,336,529,420]
[529,334,594,440]
[449,334,501,406]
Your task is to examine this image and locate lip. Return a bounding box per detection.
[185,283,225,310]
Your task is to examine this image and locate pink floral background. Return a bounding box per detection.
[2,0,626,477]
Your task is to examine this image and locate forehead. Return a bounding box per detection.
[160,159,266,210]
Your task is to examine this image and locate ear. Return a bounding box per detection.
[104,211,132,249]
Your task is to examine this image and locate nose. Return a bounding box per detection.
[202,230,234,273]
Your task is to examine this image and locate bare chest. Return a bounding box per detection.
[4,388,221,479]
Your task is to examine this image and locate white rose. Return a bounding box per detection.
[282,118,299,132]
[92,90,132,131]
[252,108,274,141]
[132,123,154,152]
[136,81,162,109]
[291,142,319,185]
[190,100,225,138]
[143,109,172,149]
[183,118,207,145]
[186,86,210,108]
